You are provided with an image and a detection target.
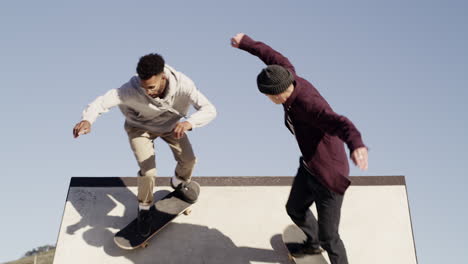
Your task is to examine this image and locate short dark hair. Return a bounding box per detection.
[136,53,165,80]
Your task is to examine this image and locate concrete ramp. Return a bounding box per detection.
[53,176,417,264]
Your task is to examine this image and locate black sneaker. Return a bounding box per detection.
[172,180,200,204]
[287,241,324,258]
[137,208,152,237]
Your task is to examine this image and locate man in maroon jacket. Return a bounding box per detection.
[231,33,369,264]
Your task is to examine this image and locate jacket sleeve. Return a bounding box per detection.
[182,76,217,129]
[306,103,366,153]
[81,89,122,124]
[238,34,296,73]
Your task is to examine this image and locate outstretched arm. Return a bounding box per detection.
[73,89,122,138]
[231,33,295,73]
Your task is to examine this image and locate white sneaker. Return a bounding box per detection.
[170,176,189,189]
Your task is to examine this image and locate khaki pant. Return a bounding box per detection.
[125,123,196,205]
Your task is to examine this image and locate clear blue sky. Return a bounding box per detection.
[0,0,466,263]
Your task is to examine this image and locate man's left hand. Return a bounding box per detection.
[351,147,369,171]
[173,121,192,139]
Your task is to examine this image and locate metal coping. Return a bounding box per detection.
[69,176,405,187]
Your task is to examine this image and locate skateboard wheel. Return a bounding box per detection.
[142,243,149,248]
[183,208,192,215]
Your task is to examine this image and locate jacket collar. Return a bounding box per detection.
[283,81,300,110]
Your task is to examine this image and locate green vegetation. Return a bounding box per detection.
[4,248,55,264]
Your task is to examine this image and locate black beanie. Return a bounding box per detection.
[256,65,294,95]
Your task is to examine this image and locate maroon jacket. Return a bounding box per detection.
[240,35,366,195]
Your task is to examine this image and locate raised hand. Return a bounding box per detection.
[230,33,245,48]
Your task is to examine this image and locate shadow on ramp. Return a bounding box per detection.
[64,183,290,263]
[100,223,290,264]
[66,182,170,235]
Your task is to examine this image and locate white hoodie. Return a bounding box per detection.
[82,65,217,133]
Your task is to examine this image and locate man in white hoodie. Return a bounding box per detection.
[73,53,216,236]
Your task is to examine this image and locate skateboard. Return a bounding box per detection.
[282,224,329,264]
[114,190,194,250]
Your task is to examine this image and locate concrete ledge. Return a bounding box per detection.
[70,176,406,187]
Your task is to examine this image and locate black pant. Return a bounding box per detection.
[286,158,348,264]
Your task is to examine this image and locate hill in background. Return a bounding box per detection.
[4,246,55,264]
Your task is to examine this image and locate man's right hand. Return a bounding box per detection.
[351,147,369,171]
[73,120,91,138]
[230,33,245,48]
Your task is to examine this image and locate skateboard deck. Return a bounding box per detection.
[282,224,329,264]
[114,191,193,250]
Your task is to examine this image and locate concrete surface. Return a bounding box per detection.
[53,177,417,264]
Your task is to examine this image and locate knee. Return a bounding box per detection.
[138,169,156,177]
[285,202,302,220]
[138,155,156,175]
[319,229,340,246]
[180,156,197,167]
